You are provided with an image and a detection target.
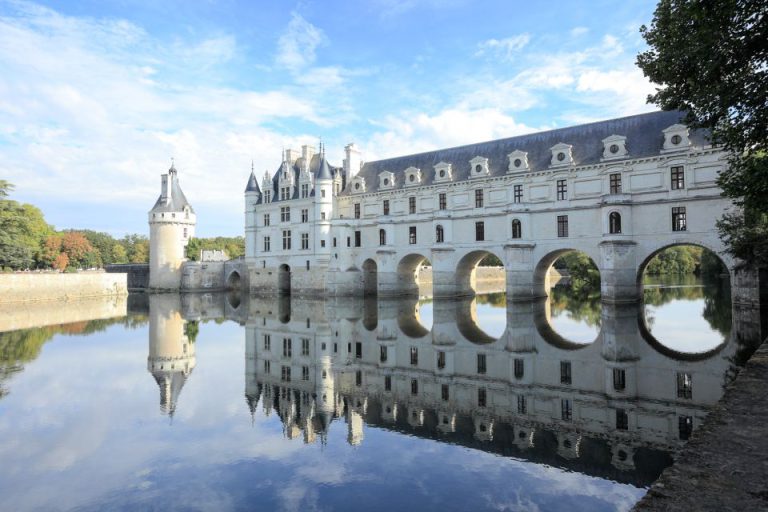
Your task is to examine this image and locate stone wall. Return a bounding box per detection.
[418,266,506,296]
[0,272,128,304]
[0,295,128,332]
[106,264,149,290]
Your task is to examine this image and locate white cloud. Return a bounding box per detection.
[475,34,531,60]
[570,26,589,37]
[275,12,326,72]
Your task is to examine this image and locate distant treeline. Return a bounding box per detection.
[0,180,243,271]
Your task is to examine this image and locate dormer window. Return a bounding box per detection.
[662,124,691,152]
[550,143,574,167]
[601,135,628,160]
[507,150,529,172]
[350,176,366,193]
[379,171,396,190]
[433,162,453,183]
[469,156,490,178]
[404,167,422,187]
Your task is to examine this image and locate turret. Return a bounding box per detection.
[148,163,196,290]
[244,163,261,260]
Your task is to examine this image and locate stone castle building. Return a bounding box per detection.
[148,110,746,302]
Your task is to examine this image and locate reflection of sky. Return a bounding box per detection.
[549,312,600,345]
[417,298,507,340]
[0,317,644,511]
[644,298,725,353]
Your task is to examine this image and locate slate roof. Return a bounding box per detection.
[341,110,711,196]
[150,166,195,213]
[261,152,343,203]
[245,170,260,193]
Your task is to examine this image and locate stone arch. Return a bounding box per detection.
[396,253,431,297]
[455,249,505,297]
[533,297,600,350]
[226,270,242,290]
[533,248,601,297]
[362,258,377,296]
[636,241,732,286]
[278,264,291,295]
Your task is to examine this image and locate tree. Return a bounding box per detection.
[637,0,768,267]
[111,244,128,264]
[60,232,97,269]
[0,182,53,269]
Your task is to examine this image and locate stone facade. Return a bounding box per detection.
[243,111,739,301]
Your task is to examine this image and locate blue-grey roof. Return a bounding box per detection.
[245,170,260,193]
[264,152,343,202]
[316,155,333,180]
[342,110,710,196]
[150,167,195,213]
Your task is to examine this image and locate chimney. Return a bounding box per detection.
[301,144,315,173]
[160,174,170,204]
[284,148,300,165]
[344,143,361,182]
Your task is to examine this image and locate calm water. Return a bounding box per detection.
[0,276,756,511]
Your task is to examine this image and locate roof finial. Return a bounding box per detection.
[251,159,254,173]
[169,157,176,173]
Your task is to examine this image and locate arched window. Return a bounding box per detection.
[436,225,444,243]
[379,229,386,246]
[512,219,522,239]
[609,212,622,234]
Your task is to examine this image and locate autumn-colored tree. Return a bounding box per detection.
[60,232,96,268]
[53,252,69,271]
[41,235,63,268]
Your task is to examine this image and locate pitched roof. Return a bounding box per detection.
[245,170,261,193]
[150,166,195,213]
[342,110,710,195]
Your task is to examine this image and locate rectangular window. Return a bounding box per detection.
[557,215,569,238]
[613,368,626,391]
[561,399,572,421]
[409,196,416,214]
[410,347,418,366]
[264,191,271,203]
[380,345,388,363]
[263,213,270,226]
[301,208,308,223]
[610,173,622,194]
[441,384,449,401]
[321,211,326,220]
[354,230,361,247]
[514,358,524,379]
[301,233,309,250]
[333,237,337,247]
[281,365,291,382]
[283,338,292,357]
[671,165,685,189]
[355,342,362,359]
[321,189,326,198]
[672,207,687,231]
[478,388,487,407]
[355,370,362,387]
[264,360,270,374]
[280,206,290,222]
[560,361,572,385]
[475,221,485,241]
[475,189,484,207]
[282,230,291,250]
[616,409,628,430]
[411,379,418,395]
[263,334,271,351]
[320,240,326,248]
[263,236,271,252]
[439,193,447,210]
[557,179,568,200]
[437,351,446,370]
[677,372,692,399]
[409,226,417,244]
[301,338,309,356]
[678,415,693,440]
[302,366,309,381]
[301,183,309,198]
[354,203,360,219]
[385,375,392,391]
[513,184,523,203]
[477,353,487,374]
[517,395,527,414]
[383,199,390,216]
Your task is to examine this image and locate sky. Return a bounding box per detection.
[0,0,661,237]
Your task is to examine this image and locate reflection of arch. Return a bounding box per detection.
[533,249,600,297]
[636,242,730,286]
[456,250,505,296]
[397,297,431,338]
[609,212,621,234]
[226,289,241,310]
[278,264,291,295]
[363,259,377,296]
[362,296,378,331]
[226,270,242,290]
[455,298,498,344]
[396,253,431,297]
[534,298,599,350]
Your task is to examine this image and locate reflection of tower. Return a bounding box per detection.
[148,163,196,290]
[148,295,197,416]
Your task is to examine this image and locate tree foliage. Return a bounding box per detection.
[637,0,768,267]
[185,236,245,261]
[0,183,53,270]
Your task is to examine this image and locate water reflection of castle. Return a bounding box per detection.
[143,291,760,485]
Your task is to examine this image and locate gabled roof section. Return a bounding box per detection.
[340,111,709,196]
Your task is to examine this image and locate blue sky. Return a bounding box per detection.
[0,0,660,237]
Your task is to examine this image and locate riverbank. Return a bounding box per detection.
[0,272,128,304]
[634,329,768,511]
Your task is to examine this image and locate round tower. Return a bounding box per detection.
[148,163,196,290]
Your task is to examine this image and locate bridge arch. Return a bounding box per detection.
[362,258,377,296]
[278,264,291,295]
[455,249,505,297]
[226,270,242,290]
[396,253,432,297]
[533,248,601,298]
[636,240,732,286]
